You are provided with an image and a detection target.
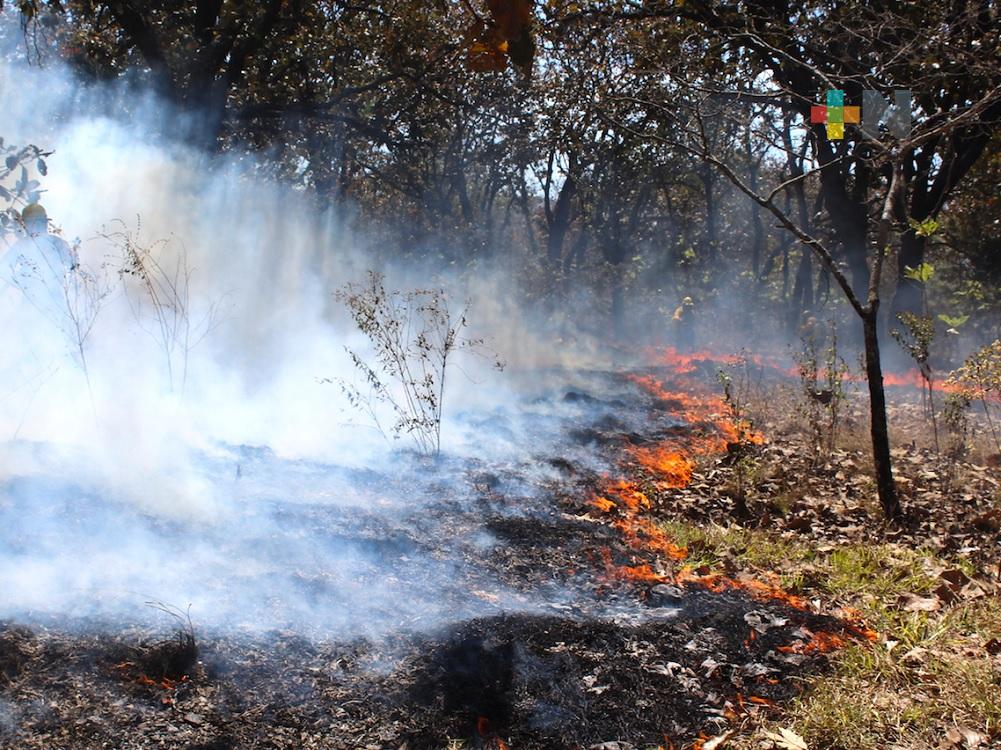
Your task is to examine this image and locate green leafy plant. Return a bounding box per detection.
[0,138,51,234]
[908,217,940,239]
[942,391,972,473]
[903,261,935,284]
[937,313,969,330]
[945,340,1001,454]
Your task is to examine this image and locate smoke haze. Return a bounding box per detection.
[0,49,630,635]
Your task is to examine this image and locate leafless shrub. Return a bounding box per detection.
[103,219,222,395]
[795,319,850,463]
[142,600,198,681]
[5,235,111,404]
[716,351,761,518]
[334,271,502,457]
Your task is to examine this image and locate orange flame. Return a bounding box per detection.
[588,349,876,665]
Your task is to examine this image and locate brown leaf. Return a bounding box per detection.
[897,593,941,612]
[762,727,809,750]
[944,726,989,749]
[702,731,733,750]
[939,569,972,588]
[933,583,960,605]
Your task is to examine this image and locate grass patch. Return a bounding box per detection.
[659,521,1001,750]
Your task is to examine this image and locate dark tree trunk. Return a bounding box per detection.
[701,166,717,263]
[746,130,765,280]
[547,174,577,265]
[789,248,813,333]
[610,269,625,339]
[862,306,902,520]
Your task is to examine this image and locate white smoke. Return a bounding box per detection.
[0,44,588,633]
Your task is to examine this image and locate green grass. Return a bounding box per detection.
[657,520,1001,750]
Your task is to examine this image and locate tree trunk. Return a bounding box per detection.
[789,247,813,333]
[862,307,902,520]
[547,174,577,265]
[701,166,717,263]
[746,128,765,280]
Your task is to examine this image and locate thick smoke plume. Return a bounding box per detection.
[0,49,609,635]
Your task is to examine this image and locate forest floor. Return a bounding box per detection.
[642,374,1001,750]
[1,357,998,750]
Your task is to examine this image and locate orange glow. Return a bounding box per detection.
[777,630,846,655]
[136,674,179,690]
[605,479,652,510]
[629,444,694,488]
[588,347,876,676]
[590,495,617,513]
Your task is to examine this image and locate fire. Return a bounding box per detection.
[647,346,744,375]
[604,479,652,510]
[587,347,876,669]
[777,629,846,655]
[136,674,179,690]
[629,444,694,488]
[476,716,509,750]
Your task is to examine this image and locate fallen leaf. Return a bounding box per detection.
[939,569,972,589]
[897,593,941,612]
[702,730,733,750]
[944,725,989,748]
[933,583,960,605]
[762,727,809,750]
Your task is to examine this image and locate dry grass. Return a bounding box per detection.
[658,522,1000,750]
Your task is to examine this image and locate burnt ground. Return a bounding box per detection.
[0,368,870,750]
[0,592,849,750]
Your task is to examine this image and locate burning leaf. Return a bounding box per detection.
[762,727,808,750]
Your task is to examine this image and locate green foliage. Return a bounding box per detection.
[945,340,1001,453]
[903,262,935,284]
[891,312,940,450]
[908,217,940,239]
[937,313,969,329]
[891,312,935,366]
[0,138,50,234]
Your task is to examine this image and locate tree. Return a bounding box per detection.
[568,0,1001,518]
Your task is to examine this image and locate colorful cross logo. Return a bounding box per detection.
[811,90,861,140]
